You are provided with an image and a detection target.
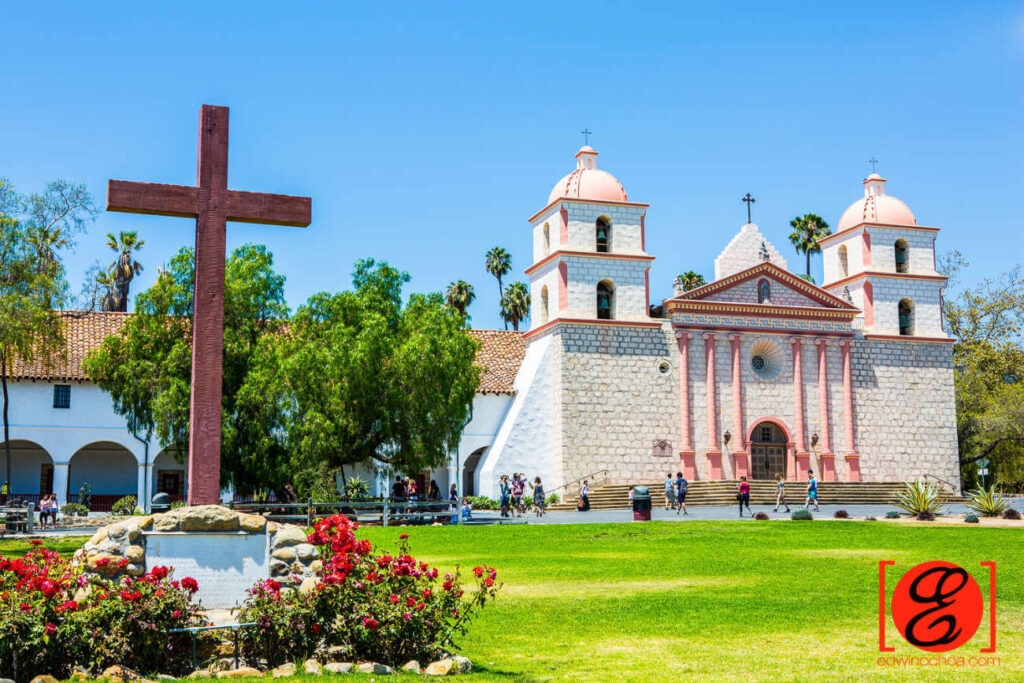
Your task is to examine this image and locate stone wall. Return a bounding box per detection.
[558,323,678,486]
[850,339,960,489]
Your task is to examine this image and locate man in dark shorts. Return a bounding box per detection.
[675,471,688,515]
[511,473,526,517]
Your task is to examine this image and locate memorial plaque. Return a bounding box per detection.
[652,439,672,457]
[144,532,270,609]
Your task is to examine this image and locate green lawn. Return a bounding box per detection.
[3,521,1022,681]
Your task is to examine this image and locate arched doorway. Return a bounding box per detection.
[69,441,138,512]
[749,422,787,480]
[1,440,54,503]
[462,447,487,496]
[152,448,186,502]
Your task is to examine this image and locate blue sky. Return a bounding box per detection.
[2,2,1022,329]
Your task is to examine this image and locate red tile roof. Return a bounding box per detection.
[467,329,526,395]
[7,312,527,395]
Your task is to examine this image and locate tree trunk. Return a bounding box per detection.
[806,250,811,278]
[2,352,11,496]
[498,275,506,330]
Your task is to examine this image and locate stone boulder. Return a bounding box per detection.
[238,513,267,533]
[324,663,352,674]
[29,677,59,683]
[270,663,295,679]
[178,505,241,532]
[270,525,307,547]
[354,663,395,675]
[303,659,322,675]
[402,660,421,672]
[215,667,262,678]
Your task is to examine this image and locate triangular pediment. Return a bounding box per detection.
[666,262,857,311]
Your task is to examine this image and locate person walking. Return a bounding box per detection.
[627,486,634,510]
[39,494,52,528]
[805,471,820,511]
[663,472,675,510]
[774,473,791,513]
[675,472,688,515]
[47,493,59,528]
[579,479,591,512]
[737,476,751,517]
[532,476,546,517]
[499,474,512,518]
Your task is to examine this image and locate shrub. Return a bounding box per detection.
[78,482,92,511]
[545,493,560,506]
[965,486,1010,517]
[0,543,203,680]
[834,509,849,519]
[60,503,89,517]
[916,510,936,521]
[466,495,499,511]
[885,510,901,519]
[240,515,500,668]
[1002,508,1021,521]
[894,480,944,517]
[791,508,813,521]
[964,512,979,524]
[170,500,186,510]
[753,511,769,520]
[344,475,371,499]
[111,495,138,516]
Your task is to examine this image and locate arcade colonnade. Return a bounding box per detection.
[674,331,860,483]
[1,435,184,510]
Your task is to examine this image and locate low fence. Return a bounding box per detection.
[228,497,461,527]
[66,493,135,513]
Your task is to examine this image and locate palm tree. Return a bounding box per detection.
[95,269,119,312]
[674,271,706,292]
[485,246,512,329]
[788,213,831,281]
[445,280,476,317]
[106,231,145,312]
[501,281,531,331]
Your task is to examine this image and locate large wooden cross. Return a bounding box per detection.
[107,104,311,505]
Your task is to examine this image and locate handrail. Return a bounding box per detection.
[547,469,610,497]
[923,473,959,492]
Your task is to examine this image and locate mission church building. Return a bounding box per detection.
[1,145,960,508]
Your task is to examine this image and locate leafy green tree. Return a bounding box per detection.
[940,251,1024,488]
[501,281,530,331]
[485,247,512,329]
[84,244,292,493]
[0,178,94,491]
[106,231,145,312]
[674,271,706,292]
[275,259,480,488]
[788,213,831,281]
[444,280,476,318]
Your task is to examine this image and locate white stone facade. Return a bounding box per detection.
[714,223,788,280]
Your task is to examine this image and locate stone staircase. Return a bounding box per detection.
[547,480,960,511]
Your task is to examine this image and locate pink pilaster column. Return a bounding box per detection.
[704,333,722,479]
[676,331,696,479]
[840,340,860,481]
[729,334,748,479]
[816,338,836,482]
[789,337,808,481]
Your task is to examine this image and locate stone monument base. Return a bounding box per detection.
[74,505,321,609]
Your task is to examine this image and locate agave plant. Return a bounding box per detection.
[344,475,371,499]
[893,480,945,517]
[965,486,1010,517]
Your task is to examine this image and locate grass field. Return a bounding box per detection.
[3,520,1022,681]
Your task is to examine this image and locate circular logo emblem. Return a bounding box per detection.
[891,561,983,652]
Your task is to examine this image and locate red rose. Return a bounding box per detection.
[362,617,378,630]
[44,623,56,636]
[406,596,416,607]
[180,577,199,594]
[473,566,484,577]
[422,589,432,599]
[172,610,182,619]
[484,577,494,587]
[389,594,400,603]
[399,533,409,539]
[442,580,453,591]
[29,539,43,546]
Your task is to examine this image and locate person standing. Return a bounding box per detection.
[774,473,791,513]
[449,482,458,503]
[663,473,675,510]
[805,471,820,511]
[499,474,512,518]
[428,480,441,501]
[392,475,406,500]
[675,472,688,515]
[511,473,526,517]
[532,476,546,517]
[579,480,591,512]
[737,476,751,517]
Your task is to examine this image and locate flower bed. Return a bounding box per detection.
[0,540,203,681]
[239,515,500,668]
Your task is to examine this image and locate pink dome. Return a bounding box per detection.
[837,174,916,232]
[547,146,629,205]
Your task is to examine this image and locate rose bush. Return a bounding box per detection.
[0,541,204,681]
[239,515,500,667]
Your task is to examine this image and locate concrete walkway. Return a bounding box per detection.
[469,502,979,525]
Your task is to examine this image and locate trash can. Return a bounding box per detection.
[151,492,171,514]
[632,485,652,522]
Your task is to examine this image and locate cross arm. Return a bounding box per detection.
[226,190,311,227]
[107,180,199,218]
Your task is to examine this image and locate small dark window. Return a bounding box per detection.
[895,239,909,273]
[53,384,71,409]
[760,426,773,442]
[596,216,612,253]
[597,281,615,320]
